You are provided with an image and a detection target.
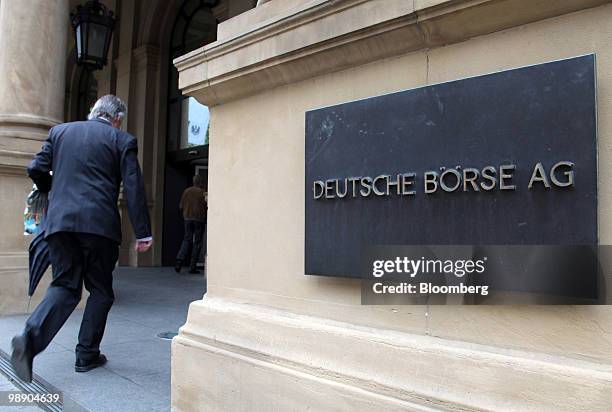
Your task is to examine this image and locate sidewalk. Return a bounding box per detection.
[0,267,205,412]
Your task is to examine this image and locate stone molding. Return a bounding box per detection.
[175,297,612,411]
[0,150,33,174]
[0,114,60,130]
[174,0,611,106]
[0,252,28,272]
[0,113,60,142]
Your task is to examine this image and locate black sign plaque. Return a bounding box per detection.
[305,55,597,278]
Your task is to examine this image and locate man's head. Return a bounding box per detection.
[193,175,204,188]
[88,95,127,128]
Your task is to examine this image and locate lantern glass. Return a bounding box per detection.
[88,23,107,60]
[75,25,83,58]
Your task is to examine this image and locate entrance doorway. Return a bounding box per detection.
[161,0,217,267]
[161,151,209,267]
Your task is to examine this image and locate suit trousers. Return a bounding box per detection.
[176,220,204,269]
[24,232,119,362]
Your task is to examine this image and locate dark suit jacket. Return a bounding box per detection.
[27,118,152,243]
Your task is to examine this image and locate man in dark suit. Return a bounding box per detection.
[11,95,152,382]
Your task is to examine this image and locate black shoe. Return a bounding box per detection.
[188,268,201,274]
[75,354,107,373]
[174,259,183,273]
[11,335,32,383]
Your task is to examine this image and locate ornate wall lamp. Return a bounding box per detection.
[71,0,116,70]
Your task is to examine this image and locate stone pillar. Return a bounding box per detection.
[0,0,69,315]
[118,45,161,267]
[172,1,612,410]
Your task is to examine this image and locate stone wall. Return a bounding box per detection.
[173,0,612,410]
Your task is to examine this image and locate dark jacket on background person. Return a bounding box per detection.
[27,118,151,243]
[180,186,207,222]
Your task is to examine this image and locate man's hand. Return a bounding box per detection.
[135,239,152,252]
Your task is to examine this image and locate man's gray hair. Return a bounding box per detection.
[88,95,127,122]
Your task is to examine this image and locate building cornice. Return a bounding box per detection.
[174,0,611,106]
[174,0,382,72]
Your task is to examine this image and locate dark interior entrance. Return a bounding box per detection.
[161,148,208,266]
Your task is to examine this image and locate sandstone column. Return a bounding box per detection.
[117,45,161,268]
[0,0,69,314]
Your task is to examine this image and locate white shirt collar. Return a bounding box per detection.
[96,117,112,124]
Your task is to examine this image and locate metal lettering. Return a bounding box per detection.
[550,161,574,187]
[528,162,550,189]
[313,181,325,199]
[499,164,516,190]
[373,175,387,196]
[401,173,416,195]
[462,168,480,192]
[440,168,461,192]
[424,171,438,194]
[387,174,401,195]
[360,177,373,197]
[325,179,334,198]
[336,178,348,198]
[348,177,359,197]
[480,166,497,191]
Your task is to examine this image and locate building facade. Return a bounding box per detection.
[1,0,612,410]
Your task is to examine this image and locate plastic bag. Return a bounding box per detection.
[24,185,48,235]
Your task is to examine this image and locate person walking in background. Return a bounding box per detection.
[175,175,207,274]
[11,95,152,382]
